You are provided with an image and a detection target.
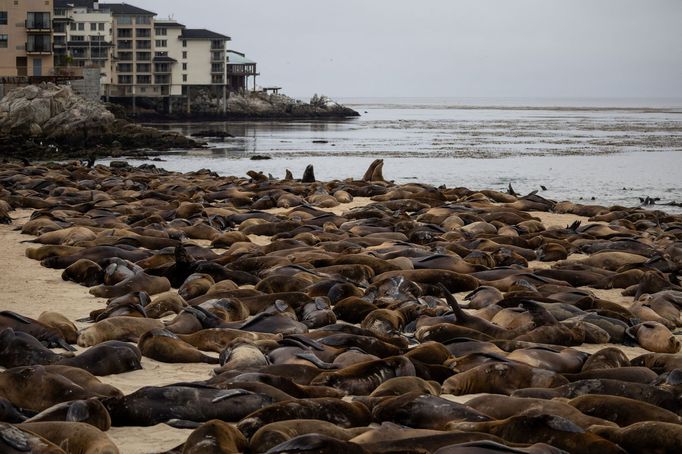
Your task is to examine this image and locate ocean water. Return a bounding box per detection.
[114,98,682,212]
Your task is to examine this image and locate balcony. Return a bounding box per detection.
[26,19,51,32]
[26,43,52,55]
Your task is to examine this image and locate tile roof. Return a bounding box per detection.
[180,28,230,41]
[98,3,156,16]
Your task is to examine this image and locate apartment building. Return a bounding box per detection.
[0,0,54,77]
[227,50,258,92]
[53,0,113,84]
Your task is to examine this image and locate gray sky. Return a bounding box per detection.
[133,0,682,99]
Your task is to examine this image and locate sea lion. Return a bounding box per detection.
[177,328,282,353]
[42,365,121,398]
[626,321,681,353]
[61,259,104,287]
[0,328,64,368]
[370,376,441,398]
[0,422,66,454]
[569,394,682,426]
[0,311,74,351]
[77,317,164,347]
[264,434,370,454]
[310,356,416,395]
[103,385,274,426]
[0,365,97,412]
[250,419,367,453]
[18,422,119,454]
[589,421,682,454]
[631,352,682,373]
[178,273,215,300]
[301,165,316,183]
[442,362,568,395]
[58,341,142,376]
[448,414,627,454]
[36,312,78,345]
[89,271,171,298]
[371,392,491,430]
[25,398,112,431]
[180,419,247,454]
[433,441,566,454]
[506,347,588,374]
[562,367,658,384]
[236,398,371,439]
[138,328,219,364]
[581,347,630,371]
[465,394,616,430]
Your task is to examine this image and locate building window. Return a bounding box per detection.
[117,63,132,72]
[117,28,132,38]
[135,40,151,49]
[70,23,76,31]
[155,39,166,47]
[154,51,168,57]
[0,12,7,25]
[136,16,151,25]
[136,75,151,84]
[182,40,187,47]
[118,16,132,25]
[118,75,132,84]
[78,23,84,31]
[90,23,96,31]
[0,34,7,48]
[72,35,85,41]
[91,35,104,42]
[182,74,187,82]
[27,12,50,29]
[136,52,151,61]
[136,63,150,73]
[182,63,187,70]
[99,23,105,31]
[182,51,187,59]
[118,52,133,61]
[136,28,150,38]
[155,28,167,36]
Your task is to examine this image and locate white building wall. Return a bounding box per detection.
[183,40,211,85]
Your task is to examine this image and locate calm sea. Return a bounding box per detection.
[113,97,682,212]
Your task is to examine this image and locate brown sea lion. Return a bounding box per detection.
[0,422,66,454]
[311,356,416,395]
[18,422,119,454]
[138,329,219,364]
[25,398,112,431]
[465,394,616,429]
[250,419,367,453]
[58,341,142,376]
[626,321,681,353]
[178,328,282,354]
[180,419,247,454]
[77,317,164,347]
[569,394,682,426]
[178,273,215,300]
[369,376,441,397]
[42,365,121,398]
[589,421,682,454]
[448,414,627,454]
[61,259,104,287]
[36,312,78,345]
[631,352,682,373]
[581,347,630,371]
[442,362,568,395]
[89,271,171,298]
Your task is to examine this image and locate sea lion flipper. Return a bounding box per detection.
[0,311,32,324]
[166,419,201,429]
[57,338,77,352]
[295,352,338,370]
[0,425,31,451]
[212,388,254,403]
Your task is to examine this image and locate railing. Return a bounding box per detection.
[26,20,51,31]
[26,43,52,54]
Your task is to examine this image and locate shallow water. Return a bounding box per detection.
[115,98,682,212]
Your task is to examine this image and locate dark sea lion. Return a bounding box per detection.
[0,422,66,454]
[310,356,416,395]
[138,328,219,364]
[353,429,511,454]
[626,321,681,353]
[103,385,274,426]
[77,317,164,347]
[448,414,627,454]
[61,259,104,287]
[372,392,491,430]
[250,419,367,453]
[0,328,64,368]
[563,366,657,384]
[333,297,378,324]
[236,398,371,439]
[0,311,74,351]
[442,362,568,395]
[589,421,682,454]
[372,269,479,293]
[89,271,171,298]
[569,394,682,426]
[180,419,247,454]
[25,398,111,431]
[465,394,616,429]
[433,440,566,454]
[58,341,142,376]
[17,422,119,454]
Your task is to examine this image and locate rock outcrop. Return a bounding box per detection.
[0,83,199,159]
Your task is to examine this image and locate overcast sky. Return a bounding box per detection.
[133,0,682,99]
